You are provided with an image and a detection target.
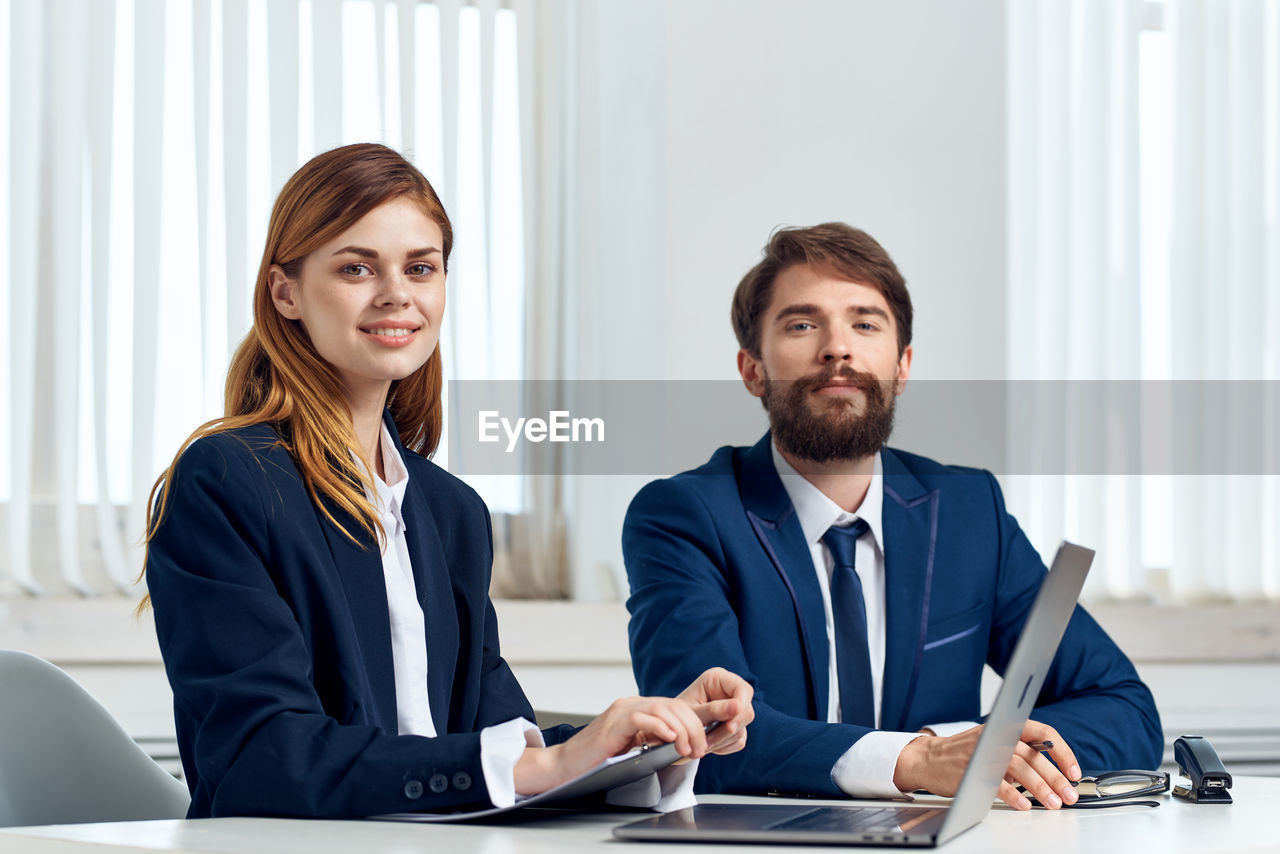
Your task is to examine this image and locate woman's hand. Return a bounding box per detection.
[676,666,754,756]
[513,694,714,795]
[512,668,755,796]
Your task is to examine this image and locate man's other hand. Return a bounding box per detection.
[892,720,1082,810]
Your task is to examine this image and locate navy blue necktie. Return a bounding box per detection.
[822,519,876,728]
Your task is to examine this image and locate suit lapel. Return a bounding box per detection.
[387,411,460,735]
[878,448,939,733]
[739,433,830,719]
[401,478,458,734]
[316,490,399,733]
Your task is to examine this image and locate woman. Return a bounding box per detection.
[143,143,752,819]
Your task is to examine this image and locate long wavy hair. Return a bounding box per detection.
[139,144,451,608]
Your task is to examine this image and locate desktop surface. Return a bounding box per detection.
[2,776,1276,854]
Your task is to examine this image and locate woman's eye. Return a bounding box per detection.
[407,263,435,276]
[340,263,370,276]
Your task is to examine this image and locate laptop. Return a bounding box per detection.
[614,540,1095,848]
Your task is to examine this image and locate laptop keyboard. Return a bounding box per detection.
[770,806,941,833]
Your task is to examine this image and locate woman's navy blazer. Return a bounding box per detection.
[147,411,562,818]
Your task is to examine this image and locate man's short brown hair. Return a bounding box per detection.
[731,223,913,358]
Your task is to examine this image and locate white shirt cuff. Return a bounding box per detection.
[831,731,923,799]
[479,717,544,808]
[922,721,979,738]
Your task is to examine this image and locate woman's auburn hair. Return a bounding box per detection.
[139,144,451,606]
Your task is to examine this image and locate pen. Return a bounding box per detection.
[1026,740,1054,751]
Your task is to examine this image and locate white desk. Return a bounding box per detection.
[2,777,1276,853]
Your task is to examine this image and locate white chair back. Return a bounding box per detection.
[0,650,190,827]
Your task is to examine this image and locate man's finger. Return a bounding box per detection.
[996,780,1032,811]
[1020,744,1078,804]
[1022,721,1080,781]
[1008,752,1062,809]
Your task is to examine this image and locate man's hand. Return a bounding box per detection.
[893,720,1081,810]
[677,667,754,756]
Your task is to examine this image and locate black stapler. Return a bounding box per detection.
[1173,735,1232,804]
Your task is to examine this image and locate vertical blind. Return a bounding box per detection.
[1006,0,1280,602]
[1,0,567,598]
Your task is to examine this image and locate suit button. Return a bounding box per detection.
[428,773,449,794]
[403,780,424,799]
[452,771,472,791]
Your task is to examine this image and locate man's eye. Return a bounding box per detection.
[855,322,878,332]
[788,322,815,332]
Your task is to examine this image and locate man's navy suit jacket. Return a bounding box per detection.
[147,412,571,818]
[623,433,1162,797]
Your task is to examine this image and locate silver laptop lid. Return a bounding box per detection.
[935,540,1094,844]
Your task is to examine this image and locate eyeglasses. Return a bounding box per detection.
[1020,770,1170,808]
[1073,770,1170,800]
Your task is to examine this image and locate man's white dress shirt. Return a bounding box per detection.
[771,443,976,798]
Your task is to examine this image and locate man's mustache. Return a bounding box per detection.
[791,365,883,400]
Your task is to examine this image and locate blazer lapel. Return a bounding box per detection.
[386,411,460,735]
[739,433,830,719]
[316,491,399,733]
[878,448,939,733]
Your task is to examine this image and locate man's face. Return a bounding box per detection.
[737,263,912,464]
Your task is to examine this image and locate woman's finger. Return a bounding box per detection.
[667,699,711,757]
[637,705,693,756]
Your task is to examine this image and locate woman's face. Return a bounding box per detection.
[268,196,446,412]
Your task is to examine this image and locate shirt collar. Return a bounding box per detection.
[360,423,410,534]
[771,440,884,553]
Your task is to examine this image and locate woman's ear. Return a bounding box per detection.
[267,265,302,320]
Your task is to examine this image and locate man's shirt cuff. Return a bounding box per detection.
[923,721,979,738]
[479,717,544,808]
[831,730,923,799]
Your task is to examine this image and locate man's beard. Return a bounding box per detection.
[763,365,897,464]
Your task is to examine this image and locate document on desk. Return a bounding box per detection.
[372,741,684,823]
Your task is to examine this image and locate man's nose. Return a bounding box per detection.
[820,327,855,362]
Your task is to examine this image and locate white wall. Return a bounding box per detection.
[567,0,1008,596]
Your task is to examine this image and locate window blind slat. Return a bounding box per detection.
[515,0,537,351]
[478,0,497,260]
[373,0,387,142]
[268,0,300,196]
[86,0,131,592]
[437,0,462,212]
[128,0,166,584]
[7,0,45,594]
[222,0,250,353]
[312,0,343,150]
[397,0,416,156]
[51,0,92,595]
[192,0,217,422]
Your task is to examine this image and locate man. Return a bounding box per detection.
[622,223,1162,810]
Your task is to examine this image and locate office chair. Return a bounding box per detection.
[0,649,190,827]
